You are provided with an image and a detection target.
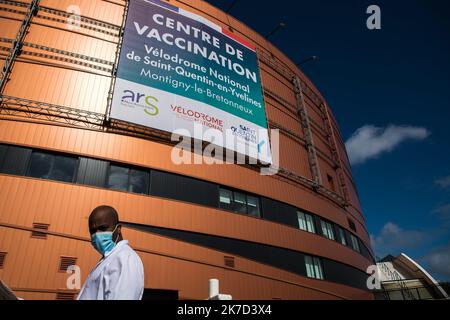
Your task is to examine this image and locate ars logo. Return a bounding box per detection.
[122,90,159,116]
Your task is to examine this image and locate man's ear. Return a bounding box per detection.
[117,224,122,235]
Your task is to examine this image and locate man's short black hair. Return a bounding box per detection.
[90,205,119,225]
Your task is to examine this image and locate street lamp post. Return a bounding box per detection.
[226,0,238,13]
[296,55,319,66]
[265,22,286,40]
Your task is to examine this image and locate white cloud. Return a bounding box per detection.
[435,176,450,189]
[371,223,450,280]
[421,243,450,280]
[371,222,427,258]
[345,125,430,165]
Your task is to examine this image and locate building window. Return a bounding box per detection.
[0,252,6,268]
[350,234,360,252]
[28,151,78,183]
[233,191,247,214]
[327,174,336,192]
[339,227,347,246]
[129,168,149,194]
[348,218,357,232]
[107,165,128,191]
[247,195,260,218]
[219,188,233,210]
[297,211,315,233]
[107,164,149,195]
[305,255,324,280]
[320,220,335,240]
[219,187,260,218]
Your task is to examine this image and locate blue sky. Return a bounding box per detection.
[205,0,450,281]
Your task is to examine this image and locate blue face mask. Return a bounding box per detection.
[91,224,119,256]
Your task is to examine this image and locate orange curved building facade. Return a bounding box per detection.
[0,0,375,300]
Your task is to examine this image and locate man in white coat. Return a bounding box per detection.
[77,205,144,300]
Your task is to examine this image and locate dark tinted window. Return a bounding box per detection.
[247,195,260,218]
[107,164,149,195]
[28,152,77,183]
[219,188,233,211]
[261,197,298,228]
[233,191,247,214]
[320,219,335,240]
[129,168,150,194]
[219,187,261,218]
[142,289,179,301]
[348,218,357,232]
[350,233,360,252]
[338,227,347,246]
[1,145,31,176]
[0,144,8,169]
[322,259,368,290]
[151,171,218,207]
[107,165,129,191]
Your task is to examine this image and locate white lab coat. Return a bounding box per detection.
[77,240,144,300]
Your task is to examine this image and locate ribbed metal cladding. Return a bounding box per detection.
[76,158,109,187]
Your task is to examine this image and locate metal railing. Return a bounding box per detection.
[373,280,450,300]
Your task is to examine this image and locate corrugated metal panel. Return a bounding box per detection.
[3,62,110,113]
[345,173,362,213]
[311,128,333,159]
[305,103,326,132]
[151,170,219,208]
[25,23,117,62]
[266,100,303,136]
[76,157,108,187]
[317,157,339,194]
[260,64,293,91]
[40,0,125,26]
[261,69,297,106]
[30,16,117,47]
[0,18,22,39]
[278,133,312,179]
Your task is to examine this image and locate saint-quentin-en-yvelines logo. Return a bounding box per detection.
[230,125,257,144]
[121,89,159,116]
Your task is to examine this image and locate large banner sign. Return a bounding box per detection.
[111,0,272,163]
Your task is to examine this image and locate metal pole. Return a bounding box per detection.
[265,22,286,40]
[225,0,238,13]
[0,0,40,95]
[105,0,130,124]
